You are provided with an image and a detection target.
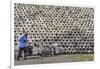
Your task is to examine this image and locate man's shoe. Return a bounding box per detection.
[17,58,20,61]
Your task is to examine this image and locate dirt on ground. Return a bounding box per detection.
[15,54,94,66]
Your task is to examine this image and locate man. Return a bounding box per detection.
[17,32,28,60]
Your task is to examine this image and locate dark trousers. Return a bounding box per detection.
[17,47,27,60]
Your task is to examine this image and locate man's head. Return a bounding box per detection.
[23,31,28,37]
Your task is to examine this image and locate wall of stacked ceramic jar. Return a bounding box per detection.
[14,3,94,54]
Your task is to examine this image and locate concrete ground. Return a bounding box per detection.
[15,54,94,66]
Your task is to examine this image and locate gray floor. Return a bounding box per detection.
[15,54,94,65]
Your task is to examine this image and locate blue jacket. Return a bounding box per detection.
[19,35,28,48]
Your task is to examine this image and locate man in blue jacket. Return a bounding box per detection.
[17,32,28,60]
